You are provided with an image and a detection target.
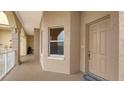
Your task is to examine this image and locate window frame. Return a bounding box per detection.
[48,26,64,58]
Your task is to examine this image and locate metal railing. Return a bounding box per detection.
[0,50,15,80]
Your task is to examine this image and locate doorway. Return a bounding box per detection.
[85,15,115,80]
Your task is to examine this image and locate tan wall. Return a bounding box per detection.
[0,29,12,51]
[27,35,34,50]
[20,28,27,56]
[119,11,124,80]
[13,12,28,63]
[40,11,81,74]
[13,12,25,63]
[70,12,81,74]
[80,11,119,80]
[39,30,43,68]
[34,29,40,62]
[41,12,71,74]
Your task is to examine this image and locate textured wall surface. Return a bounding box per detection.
[119,12,124,80]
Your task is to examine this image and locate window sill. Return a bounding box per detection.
[48,56,64,60]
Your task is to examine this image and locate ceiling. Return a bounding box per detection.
[15,11,43,35]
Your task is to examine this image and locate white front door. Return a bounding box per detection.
[88,17,110,80]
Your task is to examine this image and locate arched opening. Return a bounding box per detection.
[0,11,12,52]
[0,11,9,25]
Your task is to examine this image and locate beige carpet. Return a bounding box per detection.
[3,55,83,81]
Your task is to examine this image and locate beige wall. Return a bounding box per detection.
[80,11,119,80]
[119,11,124,80]
[20,28,27,56]
[41,12,71,74]
[40,30,43,68]
[40,11,81,74]
[13,12,27,64]
[27,35,34,50]
[70,12,81,74]
[0,29,12,51]
[34,29,40,62]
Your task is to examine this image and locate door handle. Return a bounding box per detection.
[88,51,91,59]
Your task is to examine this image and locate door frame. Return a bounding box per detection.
[85,14,111,75]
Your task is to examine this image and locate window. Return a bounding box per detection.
[48,27,64,57]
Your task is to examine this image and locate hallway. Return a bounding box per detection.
[3,55,83,81]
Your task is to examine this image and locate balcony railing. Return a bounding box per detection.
[0,50,16,80]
